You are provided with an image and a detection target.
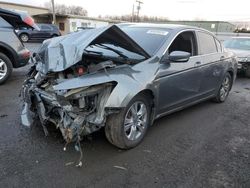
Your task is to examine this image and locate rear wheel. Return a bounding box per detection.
[20,33,29,42]
[105,94,151,149]
[213,72,232,103]
[0,52,13,85]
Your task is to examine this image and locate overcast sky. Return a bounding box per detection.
[2,0,250,21]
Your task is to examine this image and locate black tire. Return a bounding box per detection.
[19,33,29,42]
[245,66,250,78]
[105,93,152,149]
[213,72,232,103]
[0,52,13,85]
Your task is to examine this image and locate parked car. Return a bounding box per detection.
[16,23,61,42]
[224,37,250,77]
[0,8,38,84]
[21,23,237,151]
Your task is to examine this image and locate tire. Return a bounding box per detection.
[0,52,13,85]
[19,33,29,42]
[105,93,152,149]
[245,66,250,78]
[213,72,232,103]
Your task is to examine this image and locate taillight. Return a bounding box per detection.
[77,67,86,76]
[23,16,34,27]
[21,49,31,58]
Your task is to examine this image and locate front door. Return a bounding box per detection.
[156,31,204,115]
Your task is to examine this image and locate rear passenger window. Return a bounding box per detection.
[41,25,51,30]
[197,31,217,54]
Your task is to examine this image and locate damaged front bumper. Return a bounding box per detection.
[21,67,115,144]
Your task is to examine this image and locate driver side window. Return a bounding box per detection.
[168,31,197,56]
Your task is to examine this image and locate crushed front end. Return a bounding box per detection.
[20,24,150,166]
[21,64,114,144]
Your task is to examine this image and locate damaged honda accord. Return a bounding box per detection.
[21,23,237,159]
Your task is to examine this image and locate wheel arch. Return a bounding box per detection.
[227,68,235,91]
[19,32,29,37]
[0,43,18,68]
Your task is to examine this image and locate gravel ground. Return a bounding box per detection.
[0,43,250,188]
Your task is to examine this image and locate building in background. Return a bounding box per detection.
[164,21,236,33]
[0,1,49,16]
[0,1,117,35]
[0,1,237,36]
[32,13,119,35]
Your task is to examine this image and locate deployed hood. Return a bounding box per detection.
[226,48,250,57]
[36,25,151,74]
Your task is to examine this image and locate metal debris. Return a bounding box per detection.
[113,166,127,171]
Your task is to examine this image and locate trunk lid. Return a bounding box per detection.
[0,8,39,30]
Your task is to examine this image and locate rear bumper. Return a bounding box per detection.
[13,48,30,68]
[15,56,30,68]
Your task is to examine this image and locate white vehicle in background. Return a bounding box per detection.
[224,37,250,77]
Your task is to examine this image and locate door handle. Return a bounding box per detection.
[195,61,201,67]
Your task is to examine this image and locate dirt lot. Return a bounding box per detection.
[0,43,250,188]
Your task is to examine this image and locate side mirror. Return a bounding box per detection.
[168,51,191,63]
[168,51,191,62]
[161,51,191,64]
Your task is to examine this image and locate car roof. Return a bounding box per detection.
[231,37,250,39]
[117,22,199,31]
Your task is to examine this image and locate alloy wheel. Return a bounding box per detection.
[219,76,231,101]
[21,34,29,42]
[0,59,7,80]
[124,101,148,141]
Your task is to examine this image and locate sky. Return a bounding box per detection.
[2,0,250,21]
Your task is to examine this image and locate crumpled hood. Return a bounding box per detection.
[36,25,150,74]
[226,48,250,57]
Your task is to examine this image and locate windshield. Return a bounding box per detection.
[120,26,170,56]
[224,38,250,50]
[85,25,169,64]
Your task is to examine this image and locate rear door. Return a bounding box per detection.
[196,31,224,94]
[32,24,51,39]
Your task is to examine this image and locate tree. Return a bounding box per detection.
[44,2,88,16]
[100,14,169,22]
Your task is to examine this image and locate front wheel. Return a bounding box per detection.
[105,94,151,149]
[213,72,232,103]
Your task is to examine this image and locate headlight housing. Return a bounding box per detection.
[237,57,250,62]
[237,57,247,62]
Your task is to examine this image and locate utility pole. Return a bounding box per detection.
[136,0,143,22]
[51,0,56,24]
[131,4,134,22]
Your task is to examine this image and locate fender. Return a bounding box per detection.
[0,41,19,67]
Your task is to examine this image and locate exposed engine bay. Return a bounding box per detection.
[21,56,119,166]
[24,55,118,130]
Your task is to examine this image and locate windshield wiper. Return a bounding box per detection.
[93,44,129,59]
[84,49,103,56]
